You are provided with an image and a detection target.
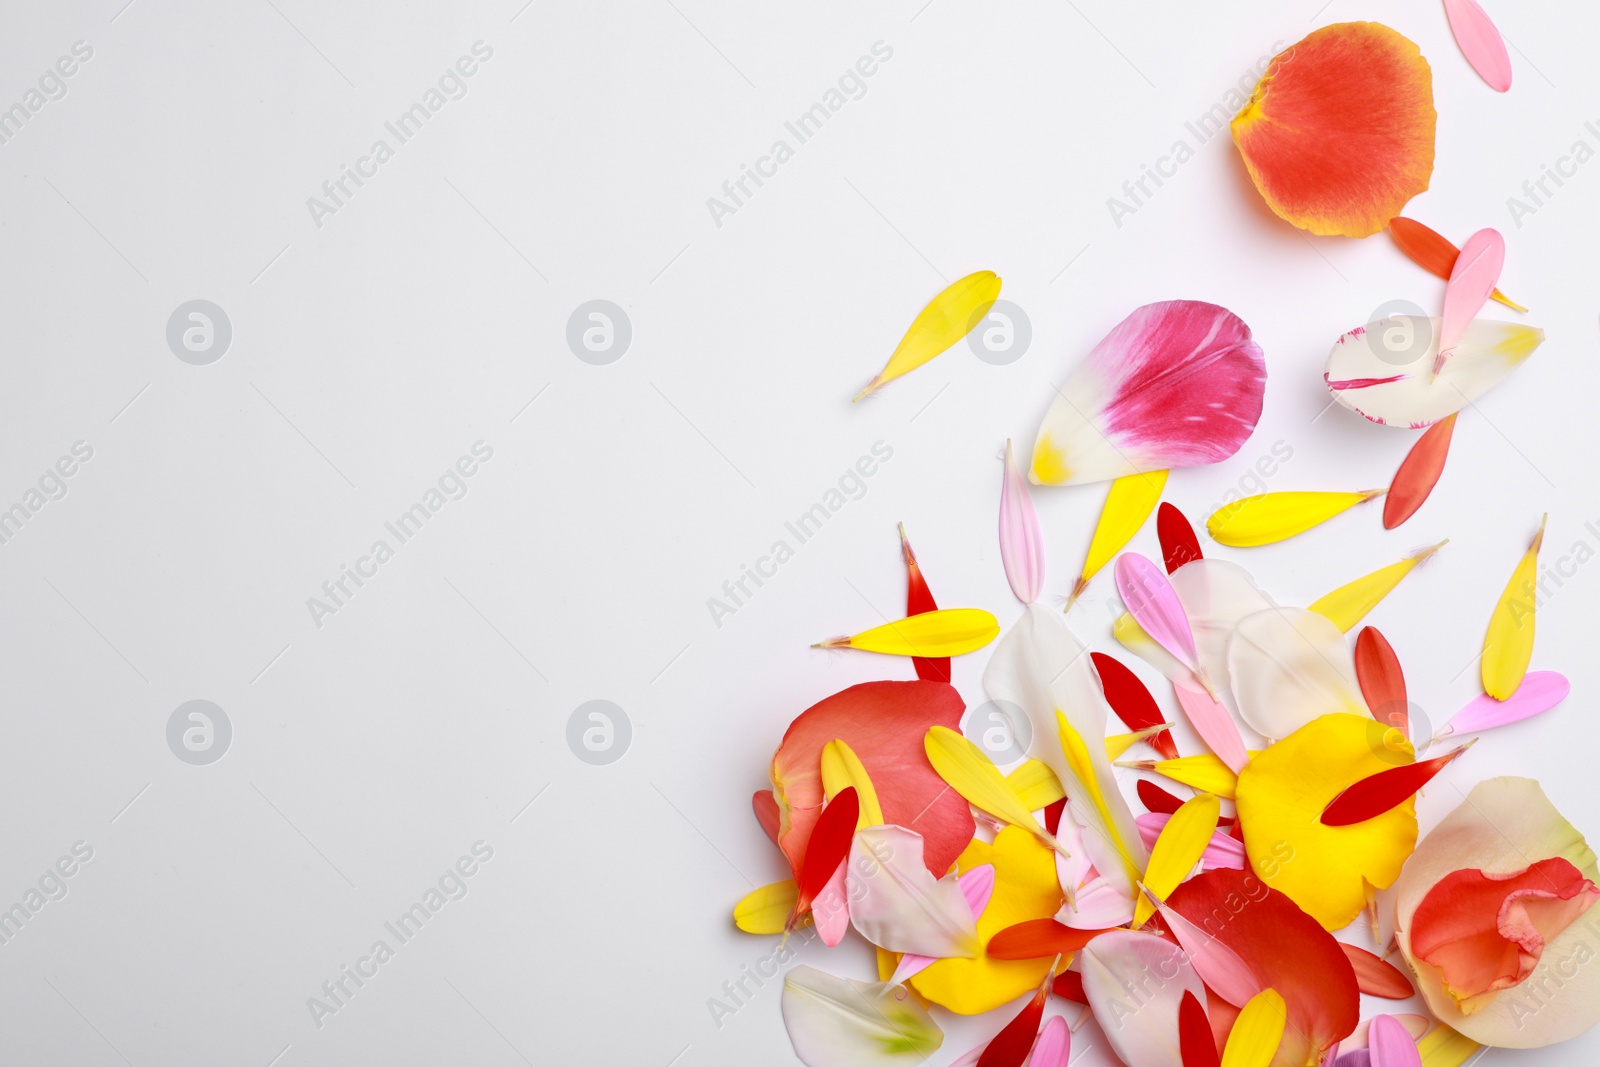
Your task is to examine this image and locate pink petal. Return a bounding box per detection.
[1024,1015,1070,1067]
[1438,670,1569,737]
[1136,813,1246,870]
[1367,1014,1423,1067]
[1435,228,1505,373]
[1000,440,1046,603]
[1173,683,1249,773]
[813,865,850,946]
[1444,0,1513,91]
[890,864,996,984]
[1154,898,1263,1007]
[1115,553,1198,668]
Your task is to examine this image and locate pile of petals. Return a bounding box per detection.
[735,10,1597,1067]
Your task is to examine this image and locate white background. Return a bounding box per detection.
[1,0,1596,1064]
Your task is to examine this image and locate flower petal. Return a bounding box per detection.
[782,965,944,1067]
[1030,301,1265,486]
[1231,23,1435,237]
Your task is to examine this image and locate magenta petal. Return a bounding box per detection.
[1000,440,1046,603]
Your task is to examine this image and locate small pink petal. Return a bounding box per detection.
[1435,228,1505,374]
[1439,670,1569,737]
[1173,683,1249,773]
[1001,440,1046,603]
[1115,553,1198,669]
[1024,1015,1070,1067]
[890,864,996,983]
[1444,0,1513,91]
[1368,1014,1423,1067]
[813,866,850,946]
[1136,813,1246,870]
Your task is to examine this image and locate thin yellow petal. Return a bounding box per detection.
[855,271,1001,400]
[1105,725,1171,761]
[1117,753,1245,798]
[925,726,1056,849]
[1417,1025,1482,1067]
[1482,515,1545,700]
[1057,711,1143,886]
[817,608,1000,657]
[1207,490,1383,547]
[1308,540,1447,632]
[734,880,799,934]
[1220,988,1287,1067]
[1004,759,1065,811]
[1135,792,1220,927]
[820,739,884,828]
[1074,471,1168,602]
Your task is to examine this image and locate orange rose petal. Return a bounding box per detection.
[1232,23,1436,237]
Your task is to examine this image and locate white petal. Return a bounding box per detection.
[782,965,944,1067]
[1324,316,1543,428]
[846,826,979,958]
[1228,606,1365,739]
[1080,930,1206,1067]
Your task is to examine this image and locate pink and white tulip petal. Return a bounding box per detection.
[1080,930,1207,1067]
[1030,301,1266,486]
[1228,607,1365,740]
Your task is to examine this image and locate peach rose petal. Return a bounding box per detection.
[1231,23,1436,237]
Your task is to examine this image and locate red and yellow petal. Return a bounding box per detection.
[1232,23,1436,237]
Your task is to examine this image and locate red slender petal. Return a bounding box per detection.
[1339,943,1415,998]
[1384,414,1456,529]
[1043,797,1067,837]
[978,983,1048,1067]
[900,525,950,682]
[1321,746,1473,826]
[1179,990,1221,1067]
[987,919,1110,960]
[1354,627,1408,738]
[1158,502,1205,573]
[1051,970,1088,1004]
[752,789,781,845]
[795,787,858,912]
[1137,778,1185,815]
[1092,652,1180,760]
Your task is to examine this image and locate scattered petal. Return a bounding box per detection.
[1231,23,1436,237]
[1229,607,1366,740]
[1438,670,1569,738]
[1355,626,1409,738]
[1388,217,1524,310]
[1367,1014,1423,1067]
[1482,515,1545,700]
[1180,989,1222,1067]
[821,739,885,827]
[1324,316,1543,427]
[1309,542,1447,633]
[735,880,799,934]
[1001,440,1047,604]
[855,271,1000,400]
[899,523,950,682]
[1435,229,1505,375]
[1385,415,1457,528]
[782,965,944,1066]
[1119,754,1242,798]
[1081,930,1207,1067]
[1208,490,1383,547]
[848,825,981,958]
[1321,743,1475,826]
[1076,471,1168,603]
[1340,943,1416,998]
[1174,683,1250,773]
[1234,713,1418,930]
[1219,988,1286,1067]
[987,919,1108,960]
[816,608,1001,657]
[926,725,1058,851]
[1092,652,1179,760]
[1137,792,1222,926]
[1443,0,1513,91]
[1159,501,1205,573]
[1030,301,1266,486]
